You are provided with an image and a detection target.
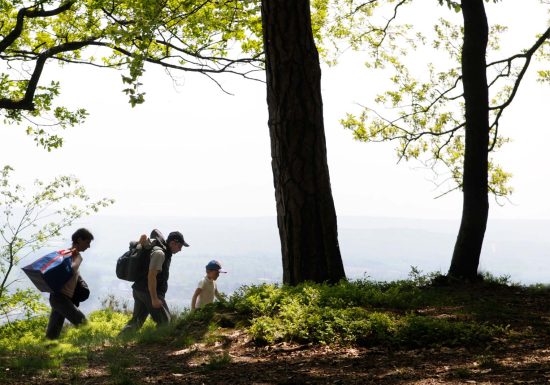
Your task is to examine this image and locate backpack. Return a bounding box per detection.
[116,229,166,282]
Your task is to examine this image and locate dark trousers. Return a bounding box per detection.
[46,292,86,339]
[121,289,171,333]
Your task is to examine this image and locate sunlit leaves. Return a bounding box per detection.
[336,1,547,199]
[538,69,550,83]
[488,162,513,198]
[0,0,265,149]
[437,0,503,12]
[535,37,550,83]
[318,0,412,66]
[437,0,461,13]
[0,288,48,320]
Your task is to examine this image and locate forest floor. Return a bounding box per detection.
[4,282,550,384]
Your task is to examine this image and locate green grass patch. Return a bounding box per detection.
[0,309,131,377]
[1,273,543,381]
[227,276,511,347]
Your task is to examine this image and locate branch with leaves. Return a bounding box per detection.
[0,0,264,150]
[487,26,550,151]
[340,3,550,199]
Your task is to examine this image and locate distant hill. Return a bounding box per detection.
[13,215,550,312]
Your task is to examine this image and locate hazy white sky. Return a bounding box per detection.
[1,1,549,221]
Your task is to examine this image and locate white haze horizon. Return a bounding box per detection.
[12,214,550,314]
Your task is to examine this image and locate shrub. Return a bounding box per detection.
[396,314,500,348]
[230,279,504,347]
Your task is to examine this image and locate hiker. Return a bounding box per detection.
[45,228,93,340]
[121,230,189,332]
[191,260,225,310]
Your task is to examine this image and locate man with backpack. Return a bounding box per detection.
[121,230,189,332]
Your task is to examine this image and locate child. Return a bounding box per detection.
[191,260,225,310]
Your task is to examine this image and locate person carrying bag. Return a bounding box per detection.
[44,228,94,340]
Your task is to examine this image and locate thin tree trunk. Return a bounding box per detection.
[448,0,490,280]
[261,0,346,285]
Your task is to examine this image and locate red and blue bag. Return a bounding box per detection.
[22,249,74,293]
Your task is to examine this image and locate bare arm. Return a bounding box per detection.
[191,288,202,310]
[148,270,162,309]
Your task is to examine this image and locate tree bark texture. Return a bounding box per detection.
[448,0,490,280]
[261,0,346,285]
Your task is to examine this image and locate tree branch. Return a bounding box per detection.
[487,26,550,152]
[0,38,97,111]
[489,26,550,112]
[0,1,76,54]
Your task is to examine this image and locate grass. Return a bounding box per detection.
[222,270,529,346]
[203,352,232,371]
[104,346,137,385]
[1,272,548,382]
[0,310,126,377]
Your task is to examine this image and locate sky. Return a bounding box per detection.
[1,1,549,222]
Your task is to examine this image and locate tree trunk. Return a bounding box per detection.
[261,0,346,285]
[448,0,490,280]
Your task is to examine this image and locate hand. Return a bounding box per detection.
[138,234,147,246]
[151,298,163,309]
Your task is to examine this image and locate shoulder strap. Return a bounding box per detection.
[151,244,166,253]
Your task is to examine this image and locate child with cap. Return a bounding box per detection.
[191,260,226,310]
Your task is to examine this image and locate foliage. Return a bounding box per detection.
[337,1,550,199]
[0,306,207,378]
[0,287,47,320]
[0,316,71,374]
[0,165,113,323]
[478,271,516,286]
[100,293,131,314]
[0,0,265,149]
[0,0,415,153]
[0,0,436,151]
[63,309,130,347]
[0,312,48,343]
[0,275,543,381]
[0,309,128,376]
[228,276,505,346]
[396,314,498,348]
[203,352,232,371]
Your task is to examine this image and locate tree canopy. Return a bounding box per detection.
[0,0,264,149]
[340,0,550,200]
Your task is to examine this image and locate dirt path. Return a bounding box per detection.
[14,328,542,385]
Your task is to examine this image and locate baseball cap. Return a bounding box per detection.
[166,231,189,247]
[206,260,226,273]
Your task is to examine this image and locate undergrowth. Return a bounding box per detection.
[1,271,542,380]
[226,274,509,346]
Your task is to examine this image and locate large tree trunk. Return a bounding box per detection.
[261,0,346,285]
[448,0,490,280]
